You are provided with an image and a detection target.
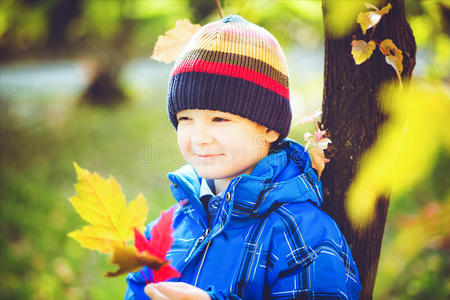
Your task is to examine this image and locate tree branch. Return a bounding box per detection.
[215,0,224,18]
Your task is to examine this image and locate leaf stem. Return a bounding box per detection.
[372,40,387,55]
[140,269,150,284]
[372,39,382,45]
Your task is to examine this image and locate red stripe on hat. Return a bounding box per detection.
[171,59,289,99]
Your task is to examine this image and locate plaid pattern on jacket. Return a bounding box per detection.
[125,139,361,299]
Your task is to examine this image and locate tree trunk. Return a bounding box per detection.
[80,1,134,105]
[321,1,416,299]
[80,67,126,105]
[47,0,82,49]
[189,0,218,23]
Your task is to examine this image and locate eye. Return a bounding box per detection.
[177,116,191,122]
[212,117,229,122]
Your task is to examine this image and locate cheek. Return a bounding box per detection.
[177,129,190,155]
[232,130,269,159]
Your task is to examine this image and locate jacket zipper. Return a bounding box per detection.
[182,179,238,264]
[184,228,211,263]
[176,177,240,273]
[193,240,212,286]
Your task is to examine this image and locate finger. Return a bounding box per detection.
[151,283,185,300]
[155,282,210,300]
[155,282,190,289]
[145,284,170,300]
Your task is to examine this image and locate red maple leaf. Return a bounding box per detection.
[134,207,181,282]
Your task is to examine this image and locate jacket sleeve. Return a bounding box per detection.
[270,245,361,300]
[267,202,361,300]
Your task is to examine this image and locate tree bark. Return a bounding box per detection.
[321,1,416,299]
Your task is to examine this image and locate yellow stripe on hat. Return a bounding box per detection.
[193,35,289,77]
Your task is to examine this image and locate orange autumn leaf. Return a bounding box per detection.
[357,3,392,34]
[379,39,403,89]
[151,19,201,64]
[68,163,148,253]
[351,40,376,64]
[105,244,166,277]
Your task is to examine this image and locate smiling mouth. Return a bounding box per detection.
[195,154,224,158]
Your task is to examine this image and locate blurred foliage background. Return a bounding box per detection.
[0,0,448,299]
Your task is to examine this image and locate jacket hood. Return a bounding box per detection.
[168,138,323,220]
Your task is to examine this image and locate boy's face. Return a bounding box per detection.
[176,109,279,181]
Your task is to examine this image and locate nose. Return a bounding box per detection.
[191,124,213,145]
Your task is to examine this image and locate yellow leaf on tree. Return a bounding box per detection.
[351,40,376,64]
[380,39,403,88]
[105,244,166,277]
[68,163,148,253]
[324,1,380,37]
[357,3,392,34]
[346,81,450,226]
[151,19,201,64]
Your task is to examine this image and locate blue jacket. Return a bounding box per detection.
[125,139,361,299]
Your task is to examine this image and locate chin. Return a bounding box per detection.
[191,166,226,180]
[194,170,222,180]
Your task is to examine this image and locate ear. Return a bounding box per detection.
[265,129,280,143]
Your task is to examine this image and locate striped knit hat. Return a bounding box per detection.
[167,15,291,140]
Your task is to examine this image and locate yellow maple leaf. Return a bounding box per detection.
[357,3,392,34]
[105,244,166,277]
[151,19,201,64]
[351,40,376,64]
[68,163,148,253]
[379,39,403,88]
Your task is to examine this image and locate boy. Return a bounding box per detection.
[125,15,361,300]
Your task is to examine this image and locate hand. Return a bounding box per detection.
[309,146,330,179]
[145,282,211,300]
